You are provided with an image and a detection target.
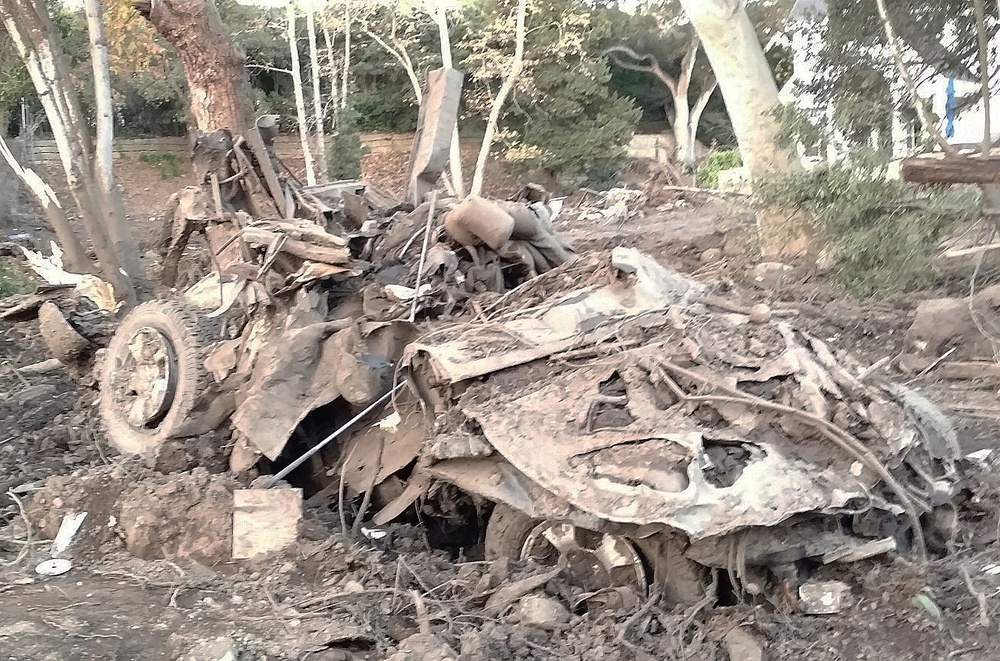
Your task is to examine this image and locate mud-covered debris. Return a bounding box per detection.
[799,581,852,615]
[723,626,764,661]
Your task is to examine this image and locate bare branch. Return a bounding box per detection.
[604,45,678,96]
[363,28,422,104]
[874,0,957,156]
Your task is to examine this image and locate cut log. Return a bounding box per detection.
[900,154,1000,185]
[254,220,348,248]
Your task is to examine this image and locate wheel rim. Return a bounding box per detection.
[520,522,648,598]
[112,327,178,430]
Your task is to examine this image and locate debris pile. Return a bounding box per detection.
[0,104,972,633]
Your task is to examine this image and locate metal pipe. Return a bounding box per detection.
[263,381,407,488]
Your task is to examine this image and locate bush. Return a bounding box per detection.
[696,150,743,188]
[0,258,35,298]
[139,152,181,179]
[755,157,978,295]
[325,108,369,181]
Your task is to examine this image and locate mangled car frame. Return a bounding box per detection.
[95,83,960,606]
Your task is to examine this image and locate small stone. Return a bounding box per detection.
[753,262,793,289]
[724,627,763,661]
[701,248,723,263]
[343,580,365,593]
[179,637,238,661]
[799,580,852,614]
[748,303,772,324]
[518,595,569,630]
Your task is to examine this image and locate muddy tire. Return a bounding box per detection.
[100,300,218,457]
[484,504,539,560]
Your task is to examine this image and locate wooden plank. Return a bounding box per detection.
[244,127,291,219]
[241,227,351,264]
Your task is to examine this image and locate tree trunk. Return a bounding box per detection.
[306,6,327,182]
[679,0,798,178]
[341,0,350,110]
[135,0,253,135]
[1,0,136,297]
[470,0,527,198]
[322,26,340,129]
[85,0,144,286]
[287,3,317,186]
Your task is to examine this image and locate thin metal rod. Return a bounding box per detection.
[263,382,407,488]
[409,191,439,322]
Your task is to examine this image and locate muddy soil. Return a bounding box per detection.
[4,184,1000,660]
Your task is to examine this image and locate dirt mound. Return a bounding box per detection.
[26,466,237,565]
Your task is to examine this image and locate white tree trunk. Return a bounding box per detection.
[306,6,327,181]
[679,0,799,177]
[470,0,527,198]
[85,0,143,284]
[287,3,317,186]
[1,0,135,300]
[673,100,695,168]
[341,0,350,110]
[322,26,340,128]
[433,2,464,197]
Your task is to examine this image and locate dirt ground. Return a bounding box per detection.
[4,163,1000,660]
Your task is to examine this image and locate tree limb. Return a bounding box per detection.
[363,28,422,104]
[874,0,957,156]
[604,45,678,97]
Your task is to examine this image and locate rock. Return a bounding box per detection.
[748,303,772,324]
[178,636,239,661]
[518,595,569,630]
[232,487,302,559]
[700,248,723,263]
[386,633,458,661]
[38,302,89,363]
[798,580,852,614]
[752,262,793,289]
[724,627,764,661]
[16,358,64,375]
[904,286,1000,360]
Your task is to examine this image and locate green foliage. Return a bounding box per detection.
[755,157,977,295]
[0,258,35,298]
[325,108,368,180]
[139,152,181,179]
[696,150,743,188]
[461,0,640,181]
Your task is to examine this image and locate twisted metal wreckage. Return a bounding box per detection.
[11,70,965,607]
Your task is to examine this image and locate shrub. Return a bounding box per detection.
[139,152,182,179]
[0,258,35,298]
[755,157,978,295]
[696,150,743,188]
